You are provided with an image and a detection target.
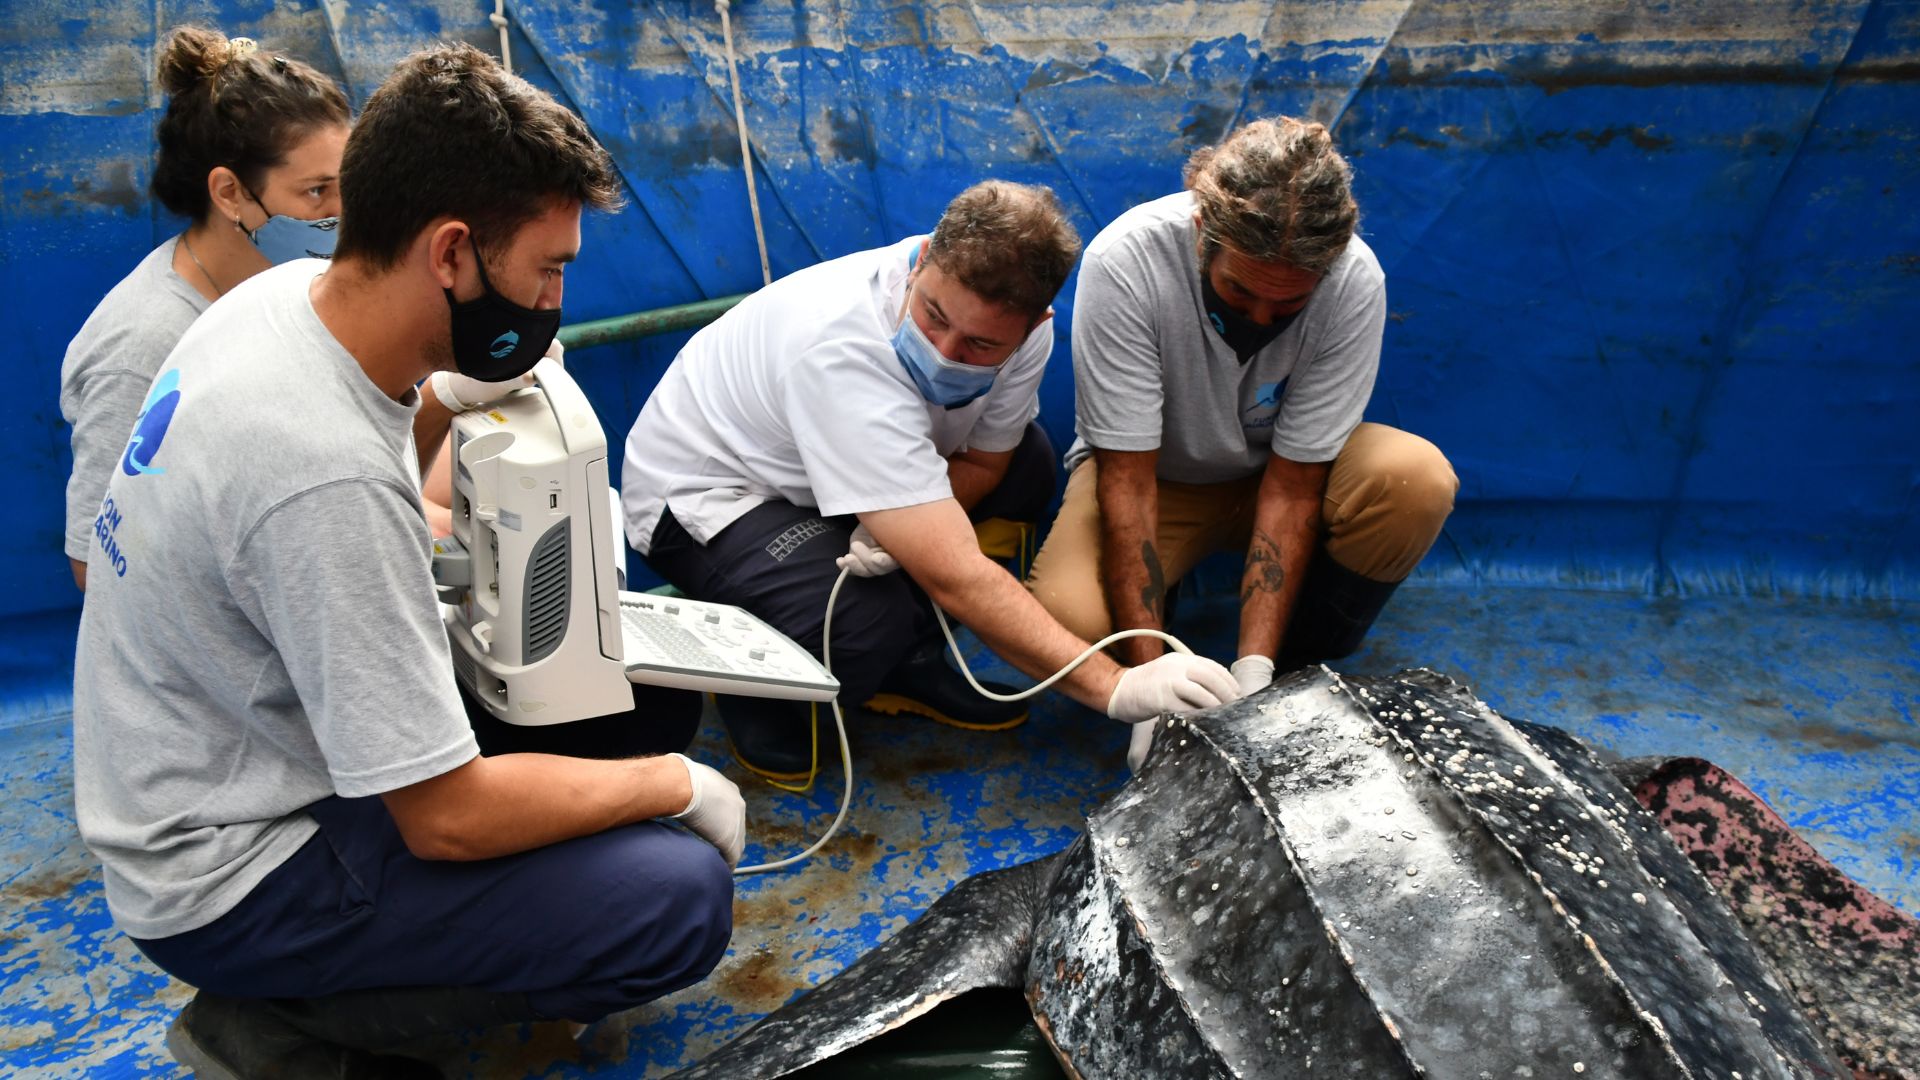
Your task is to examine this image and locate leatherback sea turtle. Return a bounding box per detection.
[675,668,1917,1079]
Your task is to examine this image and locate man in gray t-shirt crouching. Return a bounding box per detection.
[1029,117,1458,705]
[73,43,742,1075]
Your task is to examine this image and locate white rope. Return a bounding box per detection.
[490,1,512,74]
[715,0,772,286]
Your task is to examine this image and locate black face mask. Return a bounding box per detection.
[1200,273,1299,364]
[444,238,562,382]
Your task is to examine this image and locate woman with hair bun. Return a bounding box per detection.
[59,27,349,589]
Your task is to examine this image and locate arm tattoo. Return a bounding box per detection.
[1140,540,1166,621]
[1241,529,1287,603]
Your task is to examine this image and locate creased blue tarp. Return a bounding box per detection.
[4,0,1916,642]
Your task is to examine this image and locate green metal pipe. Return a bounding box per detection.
[557,294,749,351]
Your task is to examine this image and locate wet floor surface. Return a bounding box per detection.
[2,584,1914,1076]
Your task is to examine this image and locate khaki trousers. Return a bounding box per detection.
[1027,422,1458,644]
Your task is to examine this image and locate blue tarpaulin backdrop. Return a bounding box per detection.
[2,6,1917,1073]
[4,0,1917,627]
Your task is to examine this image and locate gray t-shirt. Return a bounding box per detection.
[1065,192,1385,484]
[60,237,211,561]
[72,259,478,940]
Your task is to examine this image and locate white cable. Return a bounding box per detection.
[490,1,512,75]
[731,568,856,874]
[715,0,772,287]
[733,567,1192,874]
[934,604,1190,703]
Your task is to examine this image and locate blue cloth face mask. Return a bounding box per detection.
[242,187,339,263]
[893,289,1002,408]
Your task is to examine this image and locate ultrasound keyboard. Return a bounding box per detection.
[618,592,840,702]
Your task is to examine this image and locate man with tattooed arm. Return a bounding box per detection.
[1027,118,1457,722]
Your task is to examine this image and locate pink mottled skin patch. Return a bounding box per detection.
[1634,758,1919,1080]
[1637,765,1914,951]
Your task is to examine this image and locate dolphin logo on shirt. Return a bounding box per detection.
[120,369,182,477]
[1241,378,1289,430]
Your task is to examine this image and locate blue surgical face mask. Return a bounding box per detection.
[893,289,1002,408]
[242,187,338,263]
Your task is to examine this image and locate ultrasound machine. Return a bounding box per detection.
[429,359,838,727]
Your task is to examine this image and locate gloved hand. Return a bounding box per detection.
[1112,654,1242,772]
[1230,655,1275,697]
[834,523,899,578]
[428,338,565,412]
[669,753,746,867]
[1126,720,1158,774]
[1107,652,1242,723]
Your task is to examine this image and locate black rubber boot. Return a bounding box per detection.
[1274,549,1402,672]
[866,638,1028,731]
[263,985,542,1055]
[717,694,819,786]
[165,991,447,1079]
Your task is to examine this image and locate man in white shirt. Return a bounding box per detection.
[1027,118,1458,697]
[624,181,1241,783]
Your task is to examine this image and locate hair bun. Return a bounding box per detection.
[156,26,227,95]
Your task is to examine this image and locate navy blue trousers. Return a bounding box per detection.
[132,794,733,1023]
[643,421,1057,709]
[461,680,703,760]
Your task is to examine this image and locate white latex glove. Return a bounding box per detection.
[1230,655,1276,697]
[669,753,746,867]
[1107,652,1242,723]
[1110,654,1243,771]
[1126,720,1158,774]
[428,338,565,412]
[834,523,899,578]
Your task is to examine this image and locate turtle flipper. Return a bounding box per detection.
[670,853,1067,1080]
[1621,756,1920,1079]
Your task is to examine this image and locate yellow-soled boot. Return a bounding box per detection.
[864,639,1028,731]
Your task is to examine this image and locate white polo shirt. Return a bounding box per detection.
[622,236,1052,553]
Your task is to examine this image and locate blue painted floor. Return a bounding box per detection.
[3,584,1915,1076]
